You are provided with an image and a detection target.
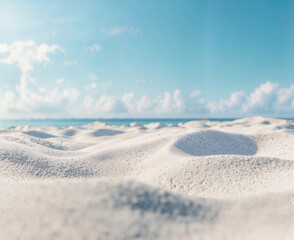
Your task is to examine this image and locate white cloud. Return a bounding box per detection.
[0,40,79,118]
[243,81,279,113]
[89,73,98,81]
[277,84,294,105]
[136,95,151,113]
[62,88,80,103]
[110,27,124,35]
[13,73,79,115]
[122,92,134,111]
[56,78,64,85]
[82,95,126,115]
[84,74,111,92]
[84,82,97,90]
[120,93,152,113]
[155,89,185,114]
[0,40,63,73]
[0,91,15,117]
[206,91,246,114]
[89,44,102,52]
[189,89,201,99]
[157,92,172,113]
[106,27,141,37]
[172,89,185,112]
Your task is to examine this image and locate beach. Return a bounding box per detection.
[0,116,294,239]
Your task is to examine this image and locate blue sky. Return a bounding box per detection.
[0,0,293,118]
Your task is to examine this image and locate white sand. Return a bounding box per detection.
[0,116,294,239]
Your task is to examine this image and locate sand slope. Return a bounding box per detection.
[0,116,294,239]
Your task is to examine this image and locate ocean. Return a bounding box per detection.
[0,118,292,130]
[0,118,239,129]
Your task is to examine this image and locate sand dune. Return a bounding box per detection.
[0,117,293,239]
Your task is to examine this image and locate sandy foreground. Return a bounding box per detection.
[0,116,294,240]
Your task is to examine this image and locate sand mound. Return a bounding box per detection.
[173,130,257,156]
[23,130,56,138]
[92,129,124,137]
[253,130,294,159]
[0,180,221,240]
[61,128,78,137]
[145,122,166,129]
[110,181,219,220]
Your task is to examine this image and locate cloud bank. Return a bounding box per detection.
[80,82,294,118]
[0,40,293,118]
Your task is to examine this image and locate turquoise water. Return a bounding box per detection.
[0,118,239,129]
[0,118,292,129]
